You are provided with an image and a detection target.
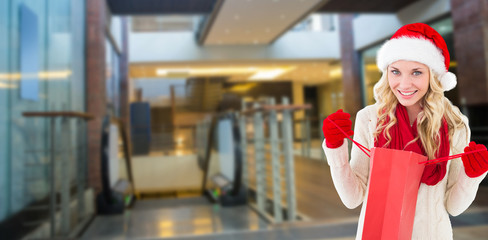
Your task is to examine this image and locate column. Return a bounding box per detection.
[86,0,107,193]
[339,14,363,116]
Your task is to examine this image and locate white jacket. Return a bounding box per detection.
[322,104,487,240]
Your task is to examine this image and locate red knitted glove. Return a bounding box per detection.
[322,109,354,148]
[461,141,488,178]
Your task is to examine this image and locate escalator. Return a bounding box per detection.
[199,111,247,206]
[82,111,267,239]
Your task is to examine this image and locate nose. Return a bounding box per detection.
[398,75,413,89]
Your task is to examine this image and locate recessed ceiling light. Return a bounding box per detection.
[249,69,286,80]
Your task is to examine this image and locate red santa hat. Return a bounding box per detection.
[376,23,457,91]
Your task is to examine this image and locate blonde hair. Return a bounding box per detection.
[373,68,466,159]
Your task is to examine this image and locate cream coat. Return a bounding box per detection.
[322,104,487,240]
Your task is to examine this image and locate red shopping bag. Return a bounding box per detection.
[326,116,483,239]
[362,147,426,240]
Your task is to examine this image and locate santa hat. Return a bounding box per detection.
[376,23,456,91]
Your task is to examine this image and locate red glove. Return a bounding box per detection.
[322,109,354,148]
[461,141,488,178]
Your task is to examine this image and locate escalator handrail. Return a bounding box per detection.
[200,111,243,197]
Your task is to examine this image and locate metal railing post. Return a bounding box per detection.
[268,98,283,222]
[305,112,311,158]
[281,97,296,221]
[49,117,56,237]
[253,103,266,213]
[301,118,306,157]
[60,117,71,235]
[239,113,248,188]
[319,115,326,161]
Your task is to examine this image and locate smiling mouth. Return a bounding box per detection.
[398,90,418,96]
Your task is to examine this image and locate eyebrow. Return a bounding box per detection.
[389,66,425,71]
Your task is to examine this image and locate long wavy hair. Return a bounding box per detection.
[373,68,466,159]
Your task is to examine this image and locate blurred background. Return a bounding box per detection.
[1,0,487,239]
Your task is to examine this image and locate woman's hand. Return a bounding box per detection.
[461,141,488,178]
[322,109,354,148]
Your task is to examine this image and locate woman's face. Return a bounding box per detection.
[388,60,430,110]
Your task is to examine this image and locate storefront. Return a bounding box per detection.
[0,0,86,222]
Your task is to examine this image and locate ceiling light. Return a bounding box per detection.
[329,68,342,78]
[156,69,168,76]
[249,69,287,80]
[156,67,257,77]
[156,68,190,77]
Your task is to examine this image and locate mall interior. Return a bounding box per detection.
[1,0,488,239]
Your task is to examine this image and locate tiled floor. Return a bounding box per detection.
[81,198,268,239]
[82,141,488,239]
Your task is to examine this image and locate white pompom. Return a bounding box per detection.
[440,72,457,91]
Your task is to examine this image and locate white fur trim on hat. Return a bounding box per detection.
[376,37,456,91]
[440,72,457,91]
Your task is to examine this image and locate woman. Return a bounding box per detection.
[322,23,488,239]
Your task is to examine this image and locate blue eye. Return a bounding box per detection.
[391,70,400,75]
[413,71,422,76]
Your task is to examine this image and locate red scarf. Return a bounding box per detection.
[375,104,449,186]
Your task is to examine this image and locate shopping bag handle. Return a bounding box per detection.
[327,118,371,158]
[327,115,486,165]
[418,148,485,165]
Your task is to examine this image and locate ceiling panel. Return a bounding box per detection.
[131,16,199,32]
[200,0,325,45]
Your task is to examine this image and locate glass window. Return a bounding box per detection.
[0,0,86,221]
[106,40,121,117]
[360,44,382,106]
[0,0,10,221]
